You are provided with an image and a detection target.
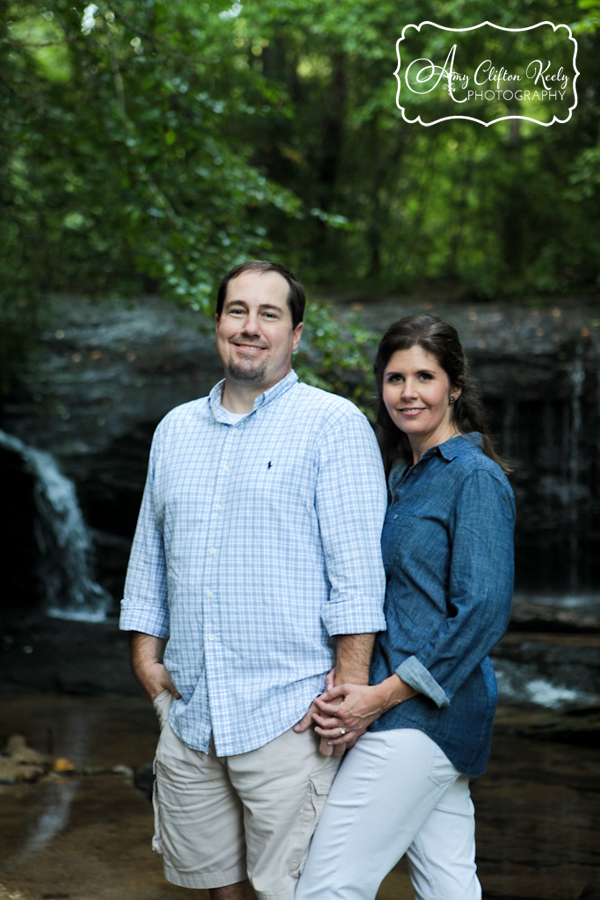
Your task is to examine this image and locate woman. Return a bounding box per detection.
[295,315,515,900]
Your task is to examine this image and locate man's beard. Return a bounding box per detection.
[226,358,267,383]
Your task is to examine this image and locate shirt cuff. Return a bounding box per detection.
[119,599,170,639]
[321,601,386,637]
[396,656,450,708]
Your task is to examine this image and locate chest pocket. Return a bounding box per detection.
[387,509,416,529]
[250,453,313,512]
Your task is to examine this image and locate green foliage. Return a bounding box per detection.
[574,0,600,33]
[1,0,599,404]
[296,300,377,418]
[0,0,301,310]
[238,0,599,297]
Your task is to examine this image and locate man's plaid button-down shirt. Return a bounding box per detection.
[120,370,387,756]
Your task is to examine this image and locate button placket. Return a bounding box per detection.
[203,424,240,650]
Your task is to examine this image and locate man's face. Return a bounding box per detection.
[215,270,303,391]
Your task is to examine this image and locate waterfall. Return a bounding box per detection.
[502,397,516,459]
[567,343,586,593]
[0,430,110,621]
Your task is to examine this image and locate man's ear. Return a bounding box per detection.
[292,322,303,353]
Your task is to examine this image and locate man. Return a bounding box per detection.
[120,260,386,900]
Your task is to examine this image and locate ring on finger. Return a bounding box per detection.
[339,727,346,736]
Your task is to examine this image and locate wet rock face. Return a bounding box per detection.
[2,295,221,479]
[1,296,222,609]
[1,294,599,608]
[0,618,138,695]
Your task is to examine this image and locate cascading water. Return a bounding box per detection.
[567,342,586,592]
[501,397,516,459]
[0,429,110,621]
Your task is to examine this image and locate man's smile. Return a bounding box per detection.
[232,341,267,351]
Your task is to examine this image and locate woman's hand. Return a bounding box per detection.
[293,668,348,757]
[313,676,418,748]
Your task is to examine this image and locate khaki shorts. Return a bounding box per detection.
[152,690,340,900]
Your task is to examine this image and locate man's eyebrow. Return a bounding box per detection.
[224,300,285,312]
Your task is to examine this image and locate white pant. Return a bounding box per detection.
[295,729,482,900]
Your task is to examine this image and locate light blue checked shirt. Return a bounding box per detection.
[120,370,387,756]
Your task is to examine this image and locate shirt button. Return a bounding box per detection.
[206,590,214,598]
[209,634,216,641]
[393,514,399,519]
[223,464,229,471]
[209,548,216,555]
[216,503,222,511]
[233,428,239,433]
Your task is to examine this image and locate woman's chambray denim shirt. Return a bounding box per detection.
[369,433,515,778]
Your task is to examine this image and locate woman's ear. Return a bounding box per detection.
[449,386,462,405]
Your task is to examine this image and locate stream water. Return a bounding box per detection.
[0,693,598,900]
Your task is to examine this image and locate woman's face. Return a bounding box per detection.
[382,345,460,452]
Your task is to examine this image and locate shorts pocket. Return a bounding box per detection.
[289,763,339,878]
[152,689,173,730]
[151,769,163,853]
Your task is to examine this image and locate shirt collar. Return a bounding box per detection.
[432,431,483,462]
[208,369,299,423]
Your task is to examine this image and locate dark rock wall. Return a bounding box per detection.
[1,296,221,611]
[0,447,40,611]
[1,294,599,613]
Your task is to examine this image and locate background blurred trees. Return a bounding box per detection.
[2,0,599,304]
[1,0,599,405]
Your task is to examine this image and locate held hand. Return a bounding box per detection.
[317,667,344,755]
[293,668,346,757]
[292,699,319,735]
[313,675,417,748]
[293,699,346,757]
[312,683,384,747]
[316,689,346,757]
[293,667,337,733]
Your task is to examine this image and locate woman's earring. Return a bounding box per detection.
[449,396,456,405]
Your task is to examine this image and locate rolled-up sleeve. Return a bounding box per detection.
[119,432,170,638]
[402,468,515,704]
[315,410,387,636]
